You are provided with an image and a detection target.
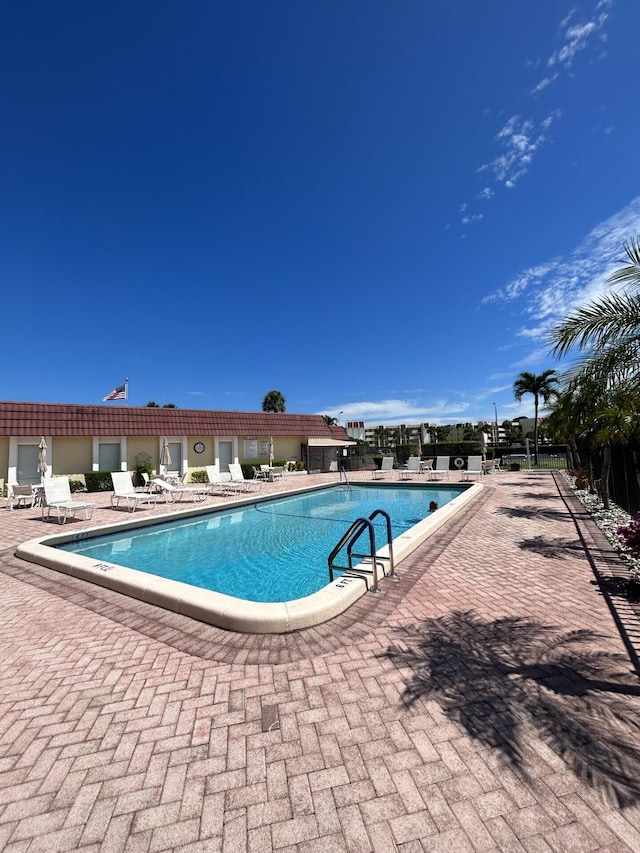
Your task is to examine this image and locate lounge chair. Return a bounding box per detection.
[462,456,483,481]
[205,465,244,494]
[110,472,157,511]
[42,477,95,524]
[430,457,450,480]
[372,457,394,480]
[8,483,35,510]
[151,478,210,502]
[229,463,262,491]
[399,457,421,480]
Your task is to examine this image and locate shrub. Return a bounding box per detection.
[134,459,154,487]
[190,469,207,483]
[69,480,85,493]
[85,471,115,492]
[617,514,640,558]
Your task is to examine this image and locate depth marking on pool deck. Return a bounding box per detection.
[261,704,280,732]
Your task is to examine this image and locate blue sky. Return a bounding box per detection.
[3,1,639,426]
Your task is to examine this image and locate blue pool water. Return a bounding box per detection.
[60,483,465,602]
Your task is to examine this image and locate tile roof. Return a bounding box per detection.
[0,401,351,440]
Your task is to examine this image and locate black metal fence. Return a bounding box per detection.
[499,451,567,470]
[589,446,640,517]
[492,443,568,471]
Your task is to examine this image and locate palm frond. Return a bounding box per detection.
[548,291,640,357]
[608,236,640,289]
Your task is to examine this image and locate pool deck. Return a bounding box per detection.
[2,469,640,851]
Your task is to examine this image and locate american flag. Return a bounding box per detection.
[103,384,126,402]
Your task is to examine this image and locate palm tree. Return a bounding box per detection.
[548,236,640,388]
[322,415,338,426]
[373,426,391,452]
[513,370,558,464]
[545,389,584,472]
[547,236,640,493]
[262,390,286,413]
[588,393,640,509]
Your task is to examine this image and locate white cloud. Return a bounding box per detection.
[484,196,640,346]
[548,12,610,68]
[478,110,561,189]
[482,261,556,303]
[467,2,613,228]
[322,398,471,426]
[531,73,559,95]
[532,1,611,96]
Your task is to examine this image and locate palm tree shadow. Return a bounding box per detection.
[382,611,640,805]
[518,535,584,559]
[496,506,569,522]
[519,492,558,501]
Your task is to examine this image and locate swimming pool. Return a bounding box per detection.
[16,479,483,633]
[58,483,465,602]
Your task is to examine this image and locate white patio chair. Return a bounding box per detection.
[8,483,35,510]
[372,457,394,480]
[151,478,210,502]
[42,477,95,524]
[399,457,421,480]
[229,463,262,491]
[205,465,244,494]
[420,459,434,475]
[110,472,157,512]
[430,457,450,481]
[462,456,484,481]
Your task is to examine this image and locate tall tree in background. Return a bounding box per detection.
[262,390,286,413]
[513,370,558,463]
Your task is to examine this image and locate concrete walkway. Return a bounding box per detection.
[2,470,640,851]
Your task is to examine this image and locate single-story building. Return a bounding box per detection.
[0,401,355,488]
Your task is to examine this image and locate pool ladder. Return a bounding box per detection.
[328,508,397,593]
[339,465,351,489]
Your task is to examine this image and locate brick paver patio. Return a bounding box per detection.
[2,470,640,851]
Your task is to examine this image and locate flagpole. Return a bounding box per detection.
[125,378,129,406]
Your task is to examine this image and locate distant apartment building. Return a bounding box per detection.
[345,422,433,448]
[347,418,539,449]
